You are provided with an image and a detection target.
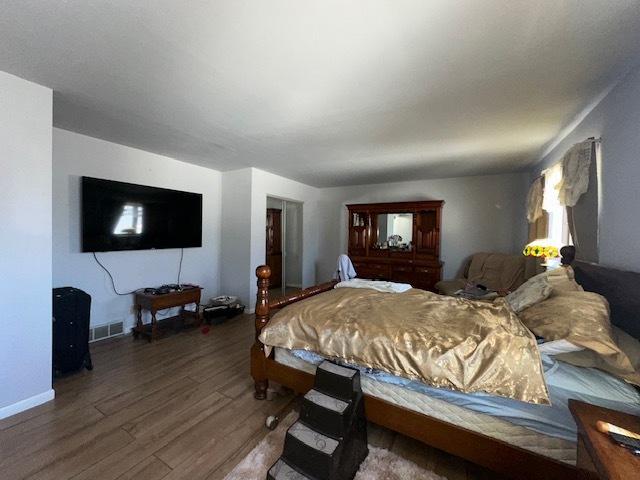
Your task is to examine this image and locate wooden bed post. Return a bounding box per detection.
[251,265,271,400]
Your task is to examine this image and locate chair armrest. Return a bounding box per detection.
[434,279,467,296]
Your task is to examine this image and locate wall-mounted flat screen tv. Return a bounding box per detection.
[81,176,203,252]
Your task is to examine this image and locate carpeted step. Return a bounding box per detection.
[336,411,369,480]
[282,421,341,480]
[266,361,368,480]
[314,361,361,402]
[266,458,312,480]
[300,388,354,440]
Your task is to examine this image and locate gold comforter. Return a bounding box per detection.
[259,288,550,404]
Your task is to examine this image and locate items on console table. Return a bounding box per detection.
[133,285,202,342]
[569,399,640,480]
[346,201,444,291]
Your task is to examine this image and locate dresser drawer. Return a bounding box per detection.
[354,262,390,280]
[413,265,441,292]
[390,265,415,285]
[414,266,433,275]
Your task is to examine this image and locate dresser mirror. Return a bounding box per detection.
[373,213,413,250]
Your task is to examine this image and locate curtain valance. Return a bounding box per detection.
[526,138,596,221]
[555,140,594,207]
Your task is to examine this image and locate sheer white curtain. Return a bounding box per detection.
[526,176,547,243]
[541,139,598,260]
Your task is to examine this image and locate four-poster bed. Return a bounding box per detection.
[250,254,640,480]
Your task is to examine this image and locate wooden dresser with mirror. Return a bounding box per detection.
[346,201,443,291]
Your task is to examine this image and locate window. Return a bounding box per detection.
[546,199,571,247]
[542,163,571,247]
[527,139,598,263]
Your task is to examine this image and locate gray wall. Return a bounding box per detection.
[316,173,530,282]
[530,63,640,272]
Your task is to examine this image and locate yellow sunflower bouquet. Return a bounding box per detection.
[523,241,559,258]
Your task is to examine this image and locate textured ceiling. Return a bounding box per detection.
[2,1,640,186]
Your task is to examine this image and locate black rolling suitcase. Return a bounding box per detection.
[52,287,93,376]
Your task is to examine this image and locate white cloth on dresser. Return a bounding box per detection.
[336,254,357,282]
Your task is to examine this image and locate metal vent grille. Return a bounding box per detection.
[93,325,109,341]
[109,321,124,336]
[90,321,125,343]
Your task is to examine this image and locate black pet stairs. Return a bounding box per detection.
[267,361,369,480]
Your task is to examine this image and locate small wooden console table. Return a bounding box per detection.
[134,287,202,341]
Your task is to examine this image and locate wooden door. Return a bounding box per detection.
[266,209,282,288]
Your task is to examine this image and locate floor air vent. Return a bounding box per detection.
[90,321,125,342]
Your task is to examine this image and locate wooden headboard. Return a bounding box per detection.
[572,260,640,340]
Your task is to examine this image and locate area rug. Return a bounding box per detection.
[224,411,447,480]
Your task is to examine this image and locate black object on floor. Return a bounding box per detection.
[52,287,93,377]
[267,361,368,480]
[202,297,245,325]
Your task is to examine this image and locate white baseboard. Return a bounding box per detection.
[0,389,55,420]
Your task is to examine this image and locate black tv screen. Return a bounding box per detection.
[81,177,202,252]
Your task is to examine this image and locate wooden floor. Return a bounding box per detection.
[0,314,498,480]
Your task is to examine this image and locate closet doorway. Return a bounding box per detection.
[266,197,303,298]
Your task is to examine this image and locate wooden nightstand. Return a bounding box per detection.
[569,399,640,479]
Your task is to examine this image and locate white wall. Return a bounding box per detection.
[0,71,54,418]
[220,168,253,306]
[52,129,222,330]
[316,173,529,282]
[267,197,284,209]
[531,64,640,272]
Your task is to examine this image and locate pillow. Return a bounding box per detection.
[542,266,584,295]
[504,266,582,313]
[505,275,552,313]
[519,291,640,385]
[556,326,640,372]
[538,339,584,356]
[615,326,640,371]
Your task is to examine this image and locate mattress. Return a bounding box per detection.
[275,347,578,464]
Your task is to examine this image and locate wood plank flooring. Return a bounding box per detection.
[0,314,497,480]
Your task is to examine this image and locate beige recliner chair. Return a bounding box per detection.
[435,252,540,296]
